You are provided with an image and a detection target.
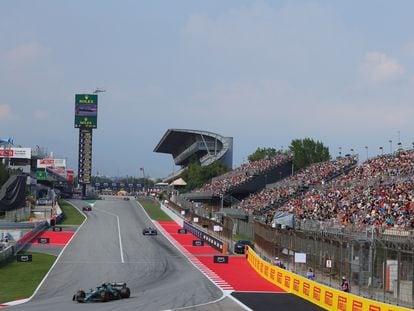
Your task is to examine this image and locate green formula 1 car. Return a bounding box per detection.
[73,282,130,303]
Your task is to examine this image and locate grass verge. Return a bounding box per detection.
[139,200,172,221]
[0,252,56,303]
[58,200,85,226]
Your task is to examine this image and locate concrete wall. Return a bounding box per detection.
[160,201,184,226]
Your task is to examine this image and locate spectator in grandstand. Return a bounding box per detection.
[306,268,315,280]
[341,276,350,292]
[272,256,282,267]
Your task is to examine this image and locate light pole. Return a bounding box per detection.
[389,140,392,154]
[350,148,354,155]
[379,147,383,155]
[365,146,368,160]
[140,167,145,191]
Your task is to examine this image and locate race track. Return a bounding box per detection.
[8,199,227,311]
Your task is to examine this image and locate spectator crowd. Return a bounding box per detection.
[197,153,292,196]
[191,148,414,231]
[237,155,358,217]
[278,150,414,230]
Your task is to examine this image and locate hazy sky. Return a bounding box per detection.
[1,1,414,178]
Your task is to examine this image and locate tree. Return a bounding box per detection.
[248,147,278,162]
[181,161,229,192]
[289,138,331,172]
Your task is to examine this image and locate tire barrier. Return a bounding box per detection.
[246,247,413,311]
[183,221,227,254]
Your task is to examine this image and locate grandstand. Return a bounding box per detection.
[154,129,233,183]
[170,147,414,308]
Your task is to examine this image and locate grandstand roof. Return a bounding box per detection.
[154,128,233,169]
[154,129,221,153]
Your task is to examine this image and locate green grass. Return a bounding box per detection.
[139,200,172,221]
[58,200,85,226]
[0,252,56,303]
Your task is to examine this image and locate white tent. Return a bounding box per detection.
[170,178,187,187]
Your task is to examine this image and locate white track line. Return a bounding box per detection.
[97,209,125,263]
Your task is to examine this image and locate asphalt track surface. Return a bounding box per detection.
[8,199,225,311]
[7,199,324,311]
[231,293,324,311]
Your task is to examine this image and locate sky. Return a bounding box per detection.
[1,1,414,179]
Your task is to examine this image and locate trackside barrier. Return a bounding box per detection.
[14,221,48,254]
[183,221,227,254]
[0,221,48,263]
[246,247,413,311]
[159,202,184,226]
[0,245,14,262]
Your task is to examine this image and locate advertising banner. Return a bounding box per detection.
[0,147,31,159]
[246,247,413,311]
[16,254,33,262]
[213,255,229,264]
[36,171,47,180]
[37,158,67,169]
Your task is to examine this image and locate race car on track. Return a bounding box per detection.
[73,282,130,303]
[82,205,92,212]
[142,227,158,235]
[234,240,252,254]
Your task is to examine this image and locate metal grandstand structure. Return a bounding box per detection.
[154,129,233,183]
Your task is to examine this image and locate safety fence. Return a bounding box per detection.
[253,221,414,309]
[246,247,413,311]
[183,221,227,254]
[160,200,228,254]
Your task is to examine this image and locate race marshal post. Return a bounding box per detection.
[74,94,98,197]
